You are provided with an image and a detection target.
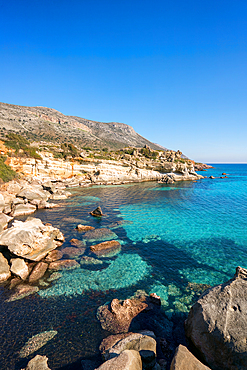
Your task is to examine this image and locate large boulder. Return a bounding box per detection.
[0,218,64,261]
[185,266,247,370]
[97,297,149,334]
[0,252,11,282]
[170,345,211,370]
[11,203,37,217]
[96,349,142,370]
[100,332,156,361]
[17,186,50,201]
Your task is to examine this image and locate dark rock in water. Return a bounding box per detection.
[96,349,142,370]
[45,250,64,262]
[80,256,104,265]
[185,266,247,370]
[81,359,101,370]
[149,293,161,306]
[159,175,175,184]
[21,355,51,370]
[29,262,48,282]
[83,228,117,241]
[61,246,86,258]
[170,345,211,370]
[90,206,104,217]
[97,297,149,334]
[49,259,80,270]
[140,349,156,369]
[76,224,95,231]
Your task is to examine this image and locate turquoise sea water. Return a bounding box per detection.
[0,164,246,369]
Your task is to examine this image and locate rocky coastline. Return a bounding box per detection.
[0,158,237,370]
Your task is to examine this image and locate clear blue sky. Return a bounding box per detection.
[1,0,247,162]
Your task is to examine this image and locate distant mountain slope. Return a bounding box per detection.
[0,102,166,151]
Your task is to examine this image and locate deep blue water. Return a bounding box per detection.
[0,164,246,369]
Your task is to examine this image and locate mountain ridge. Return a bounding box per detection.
[0,102,167,151]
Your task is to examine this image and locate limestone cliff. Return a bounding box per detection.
[6,152,202,184]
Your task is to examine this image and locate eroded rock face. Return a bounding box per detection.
[185,266,247,370]
[97,297,149,334]
[0,252,11,282]
[170,345,211,370]
[96,349,142,370]
[0,218,64,261]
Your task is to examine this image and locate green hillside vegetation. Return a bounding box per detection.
[4,133,42,160]
[0,156,17,182]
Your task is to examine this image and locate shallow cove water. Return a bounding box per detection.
[0,164,247,369]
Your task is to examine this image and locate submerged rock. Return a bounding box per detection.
[49,259,80,270]
[96,349,142,370]
[45,250,63,262]
[6,284,39,302]
[185,266,247,370]
[69,238,86,247]
[19,330,57,358]
[83,228,117,241]
[97,297,149,334]
[61,246,86,258]
[22,355,51,370]
[80,256,104,265]
[0,252,11,282]
[170,345,211,370]
[0,218,64,261]
[29,262,48,283]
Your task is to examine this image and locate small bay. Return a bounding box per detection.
[0,164,246,369]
